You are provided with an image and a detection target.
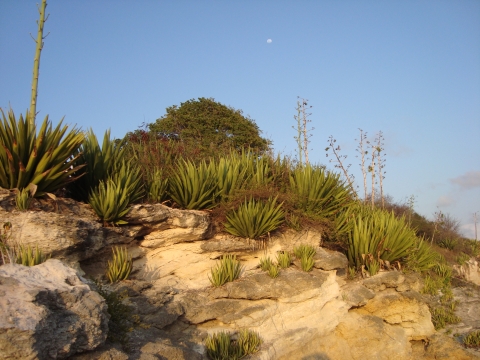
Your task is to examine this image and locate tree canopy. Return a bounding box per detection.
[148,98,271,156]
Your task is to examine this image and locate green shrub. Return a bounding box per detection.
[276,251,293,268]
[205,329,262,360]
[106,247,133,283]
[366,258,380,276]
[463,330,480,348]
[147,167,169,203]
[215,154,249,201]
[16,244,48,266]
[300,254,315,272]
[209,254,243,287]
[0,109,84,197]
[405,237,438,272]
[293,244,316,259]
[259,256,274,271]
[169,159,217,209]
[224,197,284,240]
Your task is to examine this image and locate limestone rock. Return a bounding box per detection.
[353,288,435,340]
[453,259,480,286]
[314,247,348,271]
[0,259,109,359]
[341,282,376,307]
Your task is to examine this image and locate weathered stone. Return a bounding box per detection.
[341,282,376,307]
[314,247,348,271]
[362,270,406,291]
[354,288,435,340]
[0,259,109,359]
[453,259,480,286]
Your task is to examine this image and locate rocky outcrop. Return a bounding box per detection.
[0,259,109,360]
[453,259,480,286]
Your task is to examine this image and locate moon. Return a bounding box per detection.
[267,39,272,44]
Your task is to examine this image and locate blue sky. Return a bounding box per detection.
[1,1,479,238]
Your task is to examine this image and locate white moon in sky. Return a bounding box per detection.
[267,39,272,43]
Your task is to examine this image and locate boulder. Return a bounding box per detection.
[0,259,109,359]
[453,259,480,286]
[314,247,348,271]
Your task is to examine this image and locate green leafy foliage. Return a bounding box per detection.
[259,256,274,271]
[209,254,243,287]
[205,329,262,360]
[16,244,49,266]
[430,305,461,330]
[456,252,470,266]
[293,244,316,259]
[463,330,480,348]
[438,238,457,251]
[405,237,439,272]
[147,167,169,203]
[300,254,315,272]
[149,98,271,157]
[276,251,293,268]
[169,159,217,209]
[289,164,354,221]
[0,109,85,197]
[224,197,284,239]
[15,188,32,211]
[267,263,280,278]
[347,207,420,269]
[68,129,127,201]
[106,247,133,283]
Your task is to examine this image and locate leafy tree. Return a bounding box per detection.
[148,98,271,157]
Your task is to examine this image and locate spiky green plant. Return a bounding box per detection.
[147,168,169,203]
[456,252,470,266]
[430,306,461,330]
[289,164,354,219]
[169,159,217,209]
[347,207,419,269]
[16,244,48,266]
[0,109,85,197]
[209,254,244,287]
[276,251,293,268]
[267,264,280,278]
[293,244,316,259]
[224,197,284,240]
[366,259,380,276]
[237,329,262,356]
[15,188,32,211]
[215,155,248,201]
[438,238,457,251]
[300,253,315,272]
[259,256,274,271]
[106,246,133,283]
[405,237,438,272]
[463,330,480,348]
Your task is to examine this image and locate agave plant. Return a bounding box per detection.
[68,129,127,201]
[209,254,243,287]
[16,244,49,266]
[347,207,420,269]
[0,109,85,197]
[224,197,284,240]
[147,167,169,203]
[106,246,133,283]
[169,159,218,209]
[215,155,248,201]
[289,164,354,218]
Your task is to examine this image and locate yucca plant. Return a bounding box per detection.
[169,159,218,209]
[405,237,438,272]
[224,197,284,240]
[16,244,49,266]
[237,329,262,356]
[106,246,133,283]
[293,244,316,259]
[300,254,315,272]
[209,254,244,287]
[259,256,274,271]
[15,188,32,211]
[267,263,280,278]
[276,251,293,268]
[147,167,169,203]
[347,207,419,269]
[68,129,127,201]
[215,155,248,202]
[0,109,85,197]
[289,164,354,219]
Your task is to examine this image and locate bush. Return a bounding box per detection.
[0,109,84,197]
[209,254,243,287]
[224,197,284,240]
[106,247,133,283]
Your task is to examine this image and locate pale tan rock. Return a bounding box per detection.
[0,259,109,359]
[453,259,480,286]
[353,288,435,340]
